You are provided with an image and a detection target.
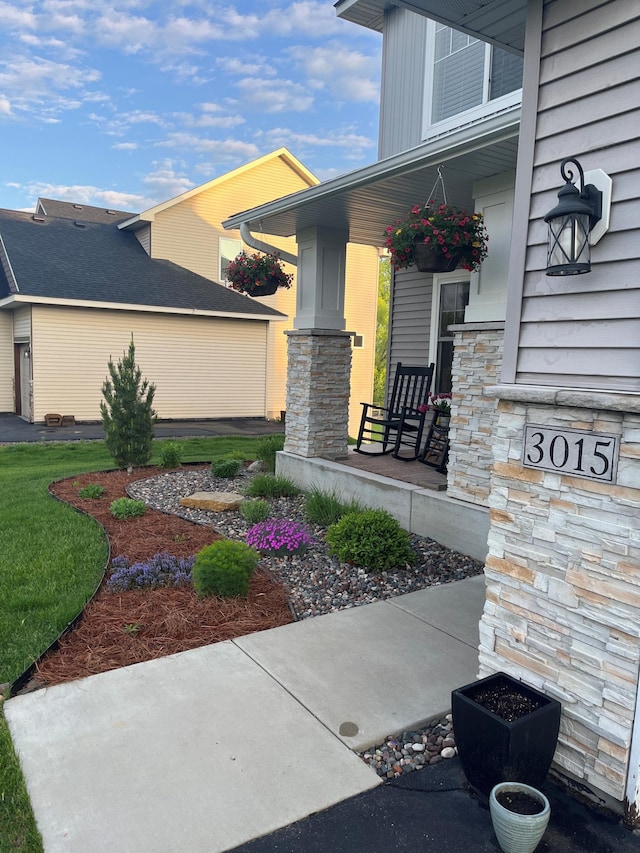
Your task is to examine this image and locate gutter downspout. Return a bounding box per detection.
[240,222,297,267]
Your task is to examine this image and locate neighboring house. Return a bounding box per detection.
[223,0,640,823]
[118,148,379,435]
[0,148,378,430]
[0,207,284,423]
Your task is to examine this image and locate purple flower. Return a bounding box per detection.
[246,520,313,557]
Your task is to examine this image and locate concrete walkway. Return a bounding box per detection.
[5,576,485,853]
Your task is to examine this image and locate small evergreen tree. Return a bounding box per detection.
[100,337,156,472]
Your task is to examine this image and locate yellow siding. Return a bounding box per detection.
[13,305,31,340]
[345,244,378,436]
[146,151,378,434]
[0,312,14,411]
[30,306,268,423]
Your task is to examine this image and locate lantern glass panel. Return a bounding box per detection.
[547,211,591,275]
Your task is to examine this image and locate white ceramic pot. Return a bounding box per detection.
[489,782,551,853]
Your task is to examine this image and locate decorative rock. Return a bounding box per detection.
[247,460,266,472]
[411,743,426,752]
[441,747,456,759]
[179,492,243,512]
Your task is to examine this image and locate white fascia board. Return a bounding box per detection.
[222,106,521,232]
[1,294,286,321]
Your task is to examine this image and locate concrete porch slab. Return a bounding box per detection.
[5,641,379,853]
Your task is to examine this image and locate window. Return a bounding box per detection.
[426,23,523,134]
[430,274,470,394]
[219,237,242,282]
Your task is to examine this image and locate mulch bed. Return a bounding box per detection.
[32,467,293,687]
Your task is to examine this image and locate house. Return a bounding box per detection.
[0,206,285,423]
[0,149,378,430]
[117,148,379,434]
[222,0,640,823]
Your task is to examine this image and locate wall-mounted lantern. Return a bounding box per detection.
[544,157,611,276]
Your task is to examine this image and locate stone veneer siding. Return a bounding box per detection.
[479,397,640,807]
[284,329,351,459]
[448,323,504,506]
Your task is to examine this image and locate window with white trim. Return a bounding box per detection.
[219,237,242,283]
[424,22,523,136]
[429,272,470,394]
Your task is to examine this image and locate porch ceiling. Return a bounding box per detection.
[223,110,519,248]
[334,0,527,55]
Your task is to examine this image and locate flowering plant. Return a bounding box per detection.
[107,553,195,591]
[226,251,293,296]
[384,203,488,271]
[246,519,313,557]
[418,393,452,415]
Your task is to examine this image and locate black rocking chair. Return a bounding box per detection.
[355,362,435,461]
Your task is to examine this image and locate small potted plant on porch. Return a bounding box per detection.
[226,251,293,297]
[451,671,561,798]
[384,203,488,272]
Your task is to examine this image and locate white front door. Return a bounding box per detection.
[19,344,32,421]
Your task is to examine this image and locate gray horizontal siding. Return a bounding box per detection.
[513,0,640,392]
[387,266,432,400]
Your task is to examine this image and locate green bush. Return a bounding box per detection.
[211,457,243,478]
[157,441,182,469]
[192,540,259,598]
[245,473,300,498]
[77,483,105,499]
[255,434,285,473]
[240,499,271,525]
[326,509,415,571]
[305,486,362,527]
[110,497,147,519]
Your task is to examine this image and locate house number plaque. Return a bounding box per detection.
[523,424,619,483]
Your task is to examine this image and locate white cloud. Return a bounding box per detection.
[258,126,375,161]
[112,141,138,150]
[234,77,313,113]
[0,2,37,30]
[156,132,259,161]
[0,94,11,115]
[14,180,152,211]
[288,42,380,103]
[140,160,194,202]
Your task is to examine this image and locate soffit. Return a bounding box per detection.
[335,0,527,54]
[223,111,519,248]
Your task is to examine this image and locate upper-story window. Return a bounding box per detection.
[219,236,242,283]
[424,22,523,136]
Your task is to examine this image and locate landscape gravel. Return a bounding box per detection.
[128,467,484,621]
[128,466,475,774]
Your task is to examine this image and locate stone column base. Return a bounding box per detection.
[284,329,351,459]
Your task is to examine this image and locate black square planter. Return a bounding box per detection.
[451,671,561,798]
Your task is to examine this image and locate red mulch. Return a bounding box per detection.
[32,467,293,687]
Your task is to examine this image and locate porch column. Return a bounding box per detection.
[284,226,351,460]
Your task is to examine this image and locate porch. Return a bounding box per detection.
[276,448,490,563]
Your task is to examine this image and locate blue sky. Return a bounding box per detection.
[0,0,381,213]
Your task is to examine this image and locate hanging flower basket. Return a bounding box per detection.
[413,240,461,272]
[385,203,489,272]
[226,251,293,297]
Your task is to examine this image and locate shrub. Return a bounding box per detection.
[305,486,362,527]
[246,519,313,557]
[326,509,415,571]
[211,457,243,478]
[77,483,105,500]
[157,441,182,469]
[255,434,285,473]
[240,499,271,525]
[107,553,195,591]
[192,540,259,598]
[110,497,147,519]
[244,473,300,498]
[100,337,156,472]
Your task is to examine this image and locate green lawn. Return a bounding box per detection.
[0,436,264,853]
